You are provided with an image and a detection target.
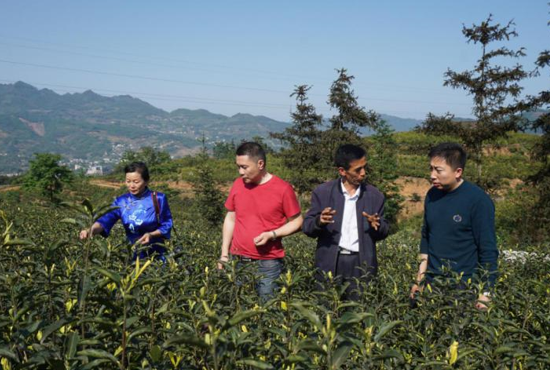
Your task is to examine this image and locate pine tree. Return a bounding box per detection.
[270,85,324,194]
[321,68,380,171]
[422,15,529,186]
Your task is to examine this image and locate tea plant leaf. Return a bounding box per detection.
[77,349,120,366]
[149,345,162,362]
[65,332,80,359]
[40,318,71,342]
[226,309,265,328]
[80,359,111,370]
[236,358,274,369]
[338,312,374,326]
[374,320,403,342]
[331,343,352,369]
[128,327,153,341]
[494,346,516,354]
[163,333,209,349]
[289,302,322,331]
[372,349,405,363]
[81,199,94,215]
[93,206,120,223]
[59,218,78,225]
[284,354,307,364]
[296,339,326,354]
[0,347,19,361]
[3,239,34,247]
[94,267,121,285]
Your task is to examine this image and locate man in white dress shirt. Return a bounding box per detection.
[303,144,390,300]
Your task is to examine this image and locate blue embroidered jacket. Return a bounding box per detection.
[97,188,173,257]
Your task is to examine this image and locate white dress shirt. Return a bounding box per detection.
[338,181,360,252]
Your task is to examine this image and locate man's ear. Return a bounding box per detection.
[455,167,463,179]
[337,167,346,177]
[257,159,265,171]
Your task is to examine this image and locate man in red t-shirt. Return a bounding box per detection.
[218,142,303,302]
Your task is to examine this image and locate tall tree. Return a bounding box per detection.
[23,153,73,201]
[321,68,380,170]
[270,85,324,194]
[419,15,529,186]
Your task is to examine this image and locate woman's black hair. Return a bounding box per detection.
[124,161,150,182]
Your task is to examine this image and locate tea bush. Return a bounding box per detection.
[0,195,548,370]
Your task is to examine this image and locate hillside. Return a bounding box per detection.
[0,82,426,174]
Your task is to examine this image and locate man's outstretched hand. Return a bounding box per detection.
[319,207,337,225]
[362,212,380,231]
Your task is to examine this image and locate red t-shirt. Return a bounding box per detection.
[225,175,301,259]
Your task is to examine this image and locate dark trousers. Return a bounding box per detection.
[335,253,363,301]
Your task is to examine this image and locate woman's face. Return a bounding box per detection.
[125,171,148,196]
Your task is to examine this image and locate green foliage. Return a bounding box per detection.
[115,147,172,174]
[22,153,73,201]
[188,153,226,227]
[0,195,549,369]
[364,121,403,231]
[270,85,325,194]
[320,69,380,171]
[212,140,237,160]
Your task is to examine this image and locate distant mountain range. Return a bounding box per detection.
[0,82,428,174]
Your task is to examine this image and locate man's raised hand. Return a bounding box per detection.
[319,207,336,225]
[362,212,380,231]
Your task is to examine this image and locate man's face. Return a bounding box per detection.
[338,156,367,187]
[236,155,264,184]
[429,156,463,191]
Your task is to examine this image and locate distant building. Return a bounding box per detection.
[86,165,103,176]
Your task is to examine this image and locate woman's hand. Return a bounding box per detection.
[136,232,152,245]
[79,229,90,240]
[79,222,104,240]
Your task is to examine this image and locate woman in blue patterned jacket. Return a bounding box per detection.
[79,161,173,261]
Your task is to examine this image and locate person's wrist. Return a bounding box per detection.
[271,230,277,241]
[315,215,324,227]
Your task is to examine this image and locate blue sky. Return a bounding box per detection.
[1,1,548,121]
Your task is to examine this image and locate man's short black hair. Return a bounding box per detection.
[124,161,150,182]
[236,142,267,164]
[335,144,366,170]
[429,142,467,170]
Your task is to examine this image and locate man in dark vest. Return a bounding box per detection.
[303,144,390,300]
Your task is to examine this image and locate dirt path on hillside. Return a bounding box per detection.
[89,179,121,189]
[0,185,21,192]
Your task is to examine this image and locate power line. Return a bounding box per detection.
[0,34,469,97]
[0,79,293,111]
[0,78,474,118]
[0,59,473,108]
[0,59,291,94]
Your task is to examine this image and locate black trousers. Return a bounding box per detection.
[335,253,363,301]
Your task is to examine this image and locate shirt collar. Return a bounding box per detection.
[340,180,360,199]
[128,187,151,200]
